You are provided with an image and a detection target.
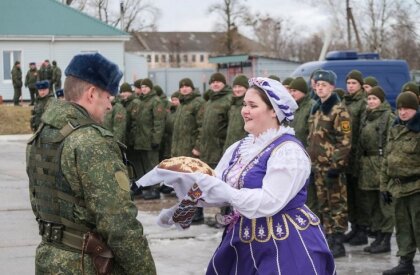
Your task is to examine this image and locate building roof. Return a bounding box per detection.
[126,31,265,54]
[0,0,127,36]
[208,54,301,64]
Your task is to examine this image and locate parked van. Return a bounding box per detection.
[291,51,411,108]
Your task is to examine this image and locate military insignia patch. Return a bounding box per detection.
[341,121,351,133]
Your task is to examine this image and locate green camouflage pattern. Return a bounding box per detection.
[290,94,314,148]
[161,105,177,160]
[31,94,55,131]
[11,64,22,88]
[103,97,127,144]
[25,67,38,89]
[223,95,247,152]
[122,95,141,148]
[51,64,62,90]
[134,90,166,150]
[38,64,52,82]
[359,190,394,233]
[358,104,395,190]
[29,100,156,274]
[343,89,367,173]
[197,87,232,167]
[171,92,205,157]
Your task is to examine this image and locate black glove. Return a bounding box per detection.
[381,191,393,205]
[151,143,159,150]
[327,169,340,178]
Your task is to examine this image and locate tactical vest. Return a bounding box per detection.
[27,118,102,251]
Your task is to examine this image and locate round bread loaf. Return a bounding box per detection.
[158,156,215,176]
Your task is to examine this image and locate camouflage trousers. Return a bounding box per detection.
[306,173,320,218]
[359,190,394,233]
[313,169,348,234]
[395,192,420,260]
[346,174,365,226]
[13,87,21,105]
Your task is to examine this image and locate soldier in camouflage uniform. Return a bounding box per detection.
[289,77,317,215]
[223,74,248,152]
[400,81,420,102]
[134,78,166,200]
[281,77,294,92]
[162,92,180,160]
[342,70,368,245]
[25,62,39,106]
[307,69,352,258]
[103,83,129,144]
[30,80,55,132]
[51,60,62,92]
[11,61,22,106]
[362,76,378,93]
[26,53,156,275]
[381,92,420,275]
[357,87,395,254]
[38,60,53,93]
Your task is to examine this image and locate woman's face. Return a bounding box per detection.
[241,88,278,136]
[367,95,381,110]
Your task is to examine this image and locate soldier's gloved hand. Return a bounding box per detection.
[151,143,160,150]
[326,169,340,178]
[381,191,393,205]
[326,169,340,187]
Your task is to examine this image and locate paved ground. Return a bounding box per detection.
[0,134,419,274]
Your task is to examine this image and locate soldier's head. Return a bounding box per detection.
[179,78,195,95]
[44,59,50,66]
[119,82,133,99]
[209,72,226,93]
[268,75,280,82]
[313,70,336,102]
[288,77,308,102]
[310,69,321,89]
[232,74,249,97]
[14,61,21,68]
[141,78,153,95]
[133,79,142,95]
[281,77,294,91]
[29,62,36,69]
[242,77,297,136]
[363,76,378,93]
[35,80,50,98]
[400,81,419,98]
[396,91,418,121]
[367,86,385,110]
[346,69,364,94]
[52,60,57,66]
[64,52,122,124]
[171,91,181,107]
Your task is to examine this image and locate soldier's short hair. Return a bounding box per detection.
[64,76,92,102]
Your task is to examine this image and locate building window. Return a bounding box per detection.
[192,54,196,62]
[3,50,21,80]
[169,55,174,63]
[161,55,166,63]
[155,54,159,63]
[147,55,151,63]
[183,54,188,62]
[200,54,205,62]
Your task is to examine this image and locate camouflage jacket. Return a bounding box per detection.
[27,100,156,274]
[11,65,22,88]
[38,65,52,81]
[307,93,352,172]
[51,65,62,88]
[122,94,141,148]
[103,98,127,144]
[197,87,232,167]
[291,94,314,148]
[171,92,205,157]
[161,105,177,159]
[25,68,38,89]
[31,94,55,131]
[343,89,367,173]
[358,104,395,190]
[380,111,420,198]
[223,95,247,152]
[134,90,166,150]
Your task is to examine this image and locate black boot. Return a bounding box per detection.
[142,188,161,200]
[370,232,391,254]
[344,224,358,243]
[349,225,368,246]
[331,233,346,258]
[382,257,415,275]
[326,234,334,248]
[364,231,384,252]
[191,207,204,224]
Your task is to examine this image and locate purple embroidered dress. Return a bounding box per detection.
[206,134,335,275]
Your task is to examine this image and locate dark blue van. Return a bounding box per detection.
[291,51,411,108]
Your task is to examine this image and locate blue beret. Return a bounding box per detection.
[313,70,337,85]
[55,88,64,98]
[64,53,122,96]
[35,80,50,90]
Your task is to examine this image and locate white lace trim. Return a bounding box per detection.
[238,126,295,164]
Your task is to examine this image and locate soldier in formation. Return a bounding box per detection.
[30,80,55,132]
[11,61,22,106]
[103,83,128,144]
[25,62,39,106]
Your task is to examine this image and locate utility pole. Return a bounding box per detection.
[346,0,362,51]
[120,1,124,31]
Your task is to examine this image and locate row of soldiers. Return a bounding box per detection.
[11,59,62,106]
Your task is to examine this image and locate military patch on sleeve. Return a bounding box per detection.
[115,170,130,192]
[341,121,351,133]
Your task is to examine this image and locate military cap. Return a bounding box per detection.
[396,91,419,110]
[363,76,378,87]
[232,74,249,89]
[313,69,337,85]
[133,79,142,88]
[65,53,122,96]
[55,88,64,98]
[282,77,294,86]
[310,68,321,79]
[119,82,132,93]
[333,88,346,99]
[141,78,153,90]
[369,86,385,102]
[179,78,195,89]
[29,62,36,66]
[35,80,50,90]
[154,85,164,96]
[400,81,420,97]
[346,69,364,85]
[171,91,181,98]
[209,72,226,84]
[289,77,308,94]
[268,75,281,82]
[52,60,57,66]
[14,61,20,65]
